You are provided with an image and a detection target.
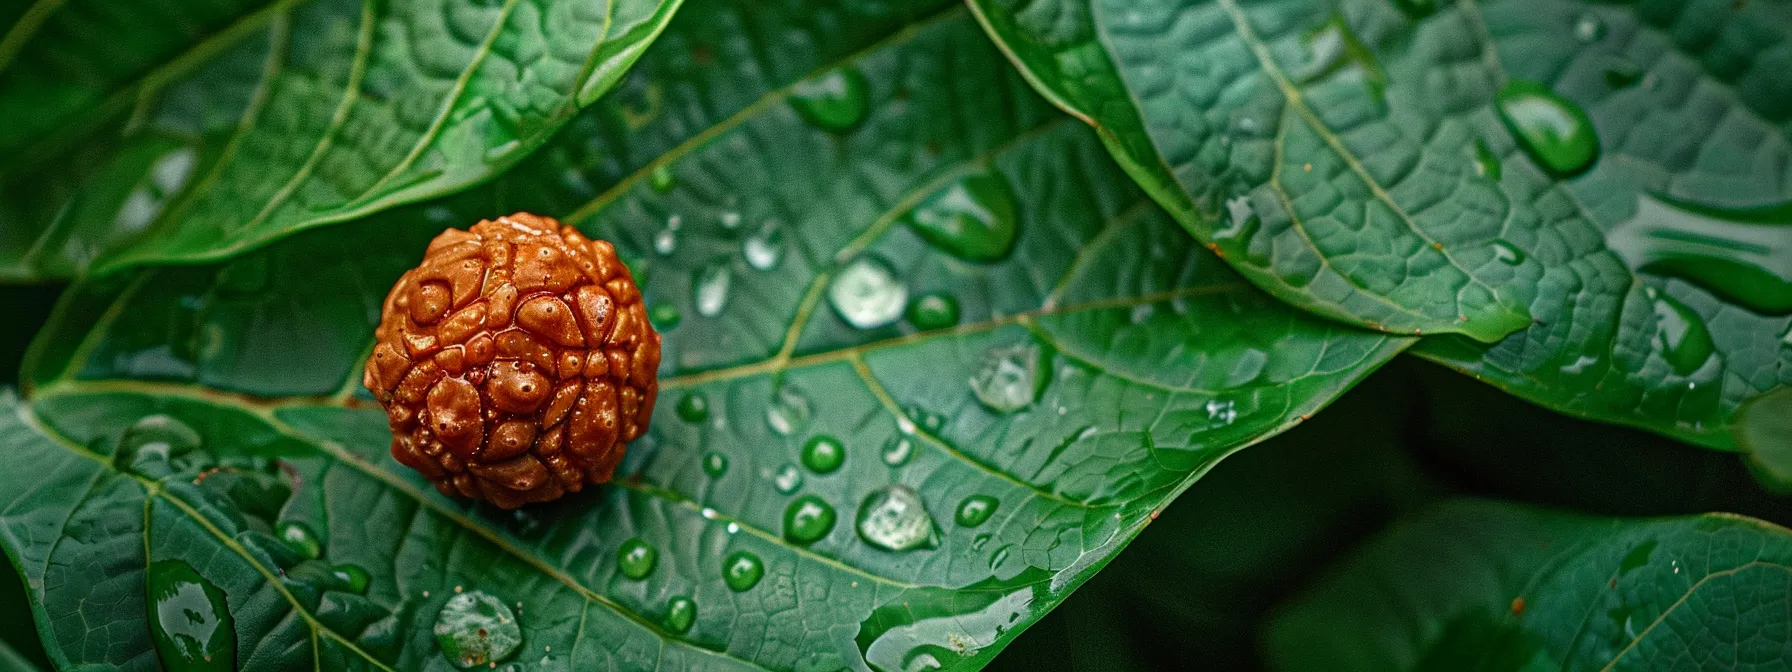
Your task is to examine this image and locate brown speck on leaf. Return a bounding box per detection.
[1511,597,1526,615]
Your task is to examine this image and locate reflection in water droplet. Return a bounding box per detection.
[618,538,657,579]
[907,293,960,331]
[766,385,813,436]
[694,263,732,317]
[649,303,682,330]
[434,590,522,669]
[1493,240,1526,265]
[789,67,870,133]
[857,485,936,552]
[702,452,729,478]
[881,436,914,467]
[676,392,709,423]
[116,414,203,475]
[1573,13,1605,43]
[649,164,676,193]
[1204,399,1238,426]
[743,221,785,271]
[773,464,805,494]
[829,256,908,329]
[722,552,765,592]
[276,520,323,560]
[1472,139,1502,181]
[955,496,999,528]
[1607,195,1792,315]
[664,597,696,633]
[783,495,837,544]
[1644,287,1716,376]
[906,172,1021,262]
[971,343,1043,414]
[802,435,846,474]
[329,564,370,594]
[1496,80,1599,178]
[148,559,235,672]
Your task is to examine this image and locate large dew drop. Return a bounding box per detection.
[434,590,522,669]
[1496,81,1599,178]
[970,343,1044,414]
[617,538,658,580]
[664,597,697,634]
[783,495,837,545]
[856,485,936,552]
[147,560,235,672]
[722,552,765,592]
[802,435,846,474]
[789,67,870,133]
[905,172,1020,262]
[829,256,908,329]
[693,262,732,317]
[116,414,203,475]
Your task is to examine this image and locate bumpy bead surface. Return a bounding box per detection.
[365,213,660,509]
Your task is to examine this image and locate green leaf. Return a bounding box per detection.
[7,3,1406,670]
[969,0,1792,449]
[1267,501,1792,671]
[0,0,683,281]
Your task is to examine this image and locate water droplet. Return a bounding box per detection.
[664,597,697,633]
[649,303,682,330]
[766,385,812,436]
[789,67,870,133]
[773,464,805,494]
[693,263,732,317]
[617,538,657,580]
[275,520,322,560]
[829,256,908,329]
[881,436,914,466]
[801,435,846,474]
[743,221,785,271]
[905,172,1020,262]
[722,552,764,592]
[1214,195,1262,255]
[856,485,936,552]
[718,210,743,230]
[702,452,728,478]
[1643,287,1716,376]
[1496,80,1599,178]
[676,392,709,423]
[1204,399,1238,426]
[988,545,1011,570]
[1607,195,1792,315]
[434,590,522,669]
[906,293,960,331]
[116,414,203,475]
[970,342,1044,414]
[905,405,945,434]
[147,560,235,672]
[955,496,999,528]
[329,564,370,594]
[1493,239,1526,265]
[1472,139,1502,181]
[653,228,678,256]
[783,495,837,545]
[1572,13,1605,43]
[649,164,676,193]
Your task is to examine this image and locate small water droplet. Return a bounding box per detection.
[955,496,999,528]
[905,172,1021,262]
[329,564,370,594]
[1496,80,1599,178]
[743,221,785,271]
[676,392,709,423]
[664,597,697,633]
[722,552,765,592]
[1472,139,1503,181]
[783,495,837,545]
[649,303,682,330]
[617,538,657,580]
[116,414,203,475]
[773,464,805,494]
[1493,239,1526,265]
[904,405,945,434]
[654,227,678,256]
[988,545,1011,570]
[649,164,676,193]
[766,385,812,436]
[856,485,936,552]
[906,293,960,330]
[1644,287,1716,376]
[434,590,522,669]
[275,520,323,560]
[829,256,908,329]
[801,435,846,474]
[147,559,235,672]
[1572,13,1605,43]
[789,67,870,133]
[881,436,914,466]
[1216,195,1261,246]
[718,210,743,230]
[970,342,1044,414]
[1204,399,1238,426]
[693,263,732,317]
[702,452,728,478]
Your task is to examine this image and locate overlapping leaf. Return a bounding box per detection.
[0,0,682,281]
[1269,501,1792,671]
[5,3,1406,670]
[969,0,1792,448]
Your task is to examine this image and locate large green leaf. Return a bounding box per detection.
[1268,501,1792,671]
[5,3,1407,670]
[968,0,1792,448]
[0,0,682,281]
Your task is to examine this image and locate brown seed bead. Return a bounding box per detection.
[366,213,661,508]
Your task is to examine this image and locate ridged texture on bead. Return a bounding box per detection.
[365,213,659,509]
